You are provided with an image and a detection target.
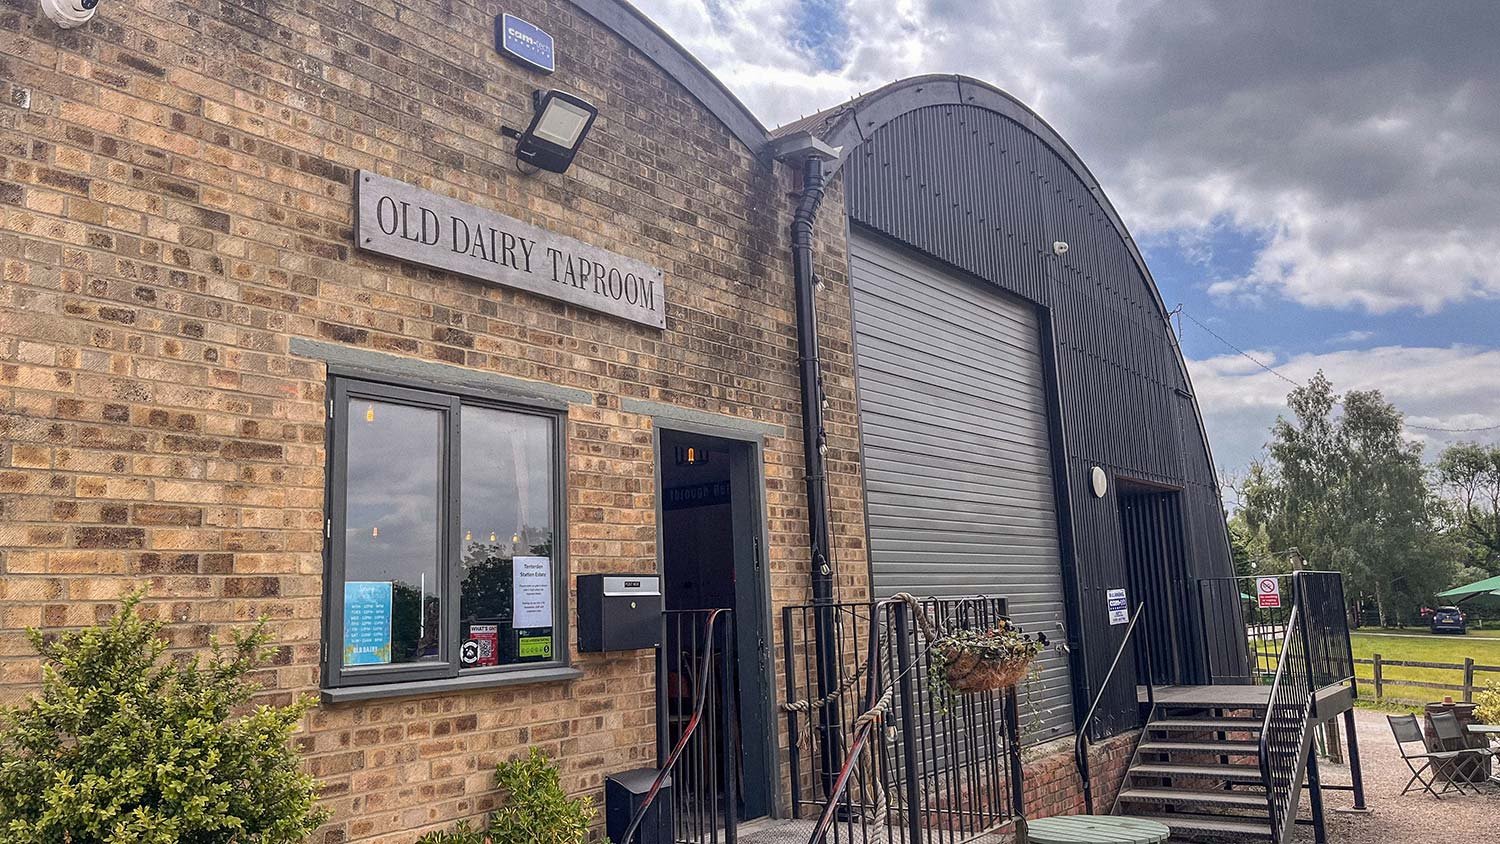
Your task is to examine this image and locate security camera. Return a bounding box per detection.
[1052,241,1070,257]
[40,0,97,29]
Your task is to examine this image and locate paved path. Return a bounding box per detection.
[1292,706,1496,842]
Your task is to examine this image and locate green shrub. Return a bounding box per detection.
[0,592,328,843]
[417,748,595,844]
[414,819,488,844]
[489,748,595,844]
[1478,680,1500,725]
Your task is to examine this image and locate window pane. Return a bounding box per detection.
[460,407,556,668]
[342,398,444,667]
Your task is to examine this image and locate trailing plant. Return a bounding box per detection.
[926,618,1047,711]
[1478,680,1500,725]
[0,591,327,843]
[416,748,595,844]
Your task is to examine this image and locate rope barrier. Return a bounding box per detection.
[781,659,868,714]
[778,594,944,844]
[779,593,942,715]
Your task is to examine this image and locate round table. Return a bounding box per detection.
[1027,815,1171,843]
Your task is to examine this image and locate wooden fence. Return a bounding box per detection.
[1357,654,1500,704]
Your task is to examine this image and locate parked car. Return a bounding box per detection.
[1430,606,1468,634]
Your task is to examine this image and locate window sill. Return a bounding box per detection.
[321,665,583,704]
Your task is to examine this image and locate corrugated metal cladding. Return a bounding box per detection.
[850,232,1074,742]
[844,103,1238,738]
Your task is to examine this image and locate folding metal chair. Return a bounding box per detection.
[1430,712,1496,792]
[1388,713,1471,798]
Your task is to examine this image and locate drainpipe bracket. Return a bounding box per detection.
[771,131,842,163]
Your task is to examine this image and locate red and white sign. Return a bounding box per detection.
[1257,577,1281,609]
[464,624,500,667]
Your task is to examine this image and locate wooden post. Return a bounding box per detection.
[1325,718,1344,764]
[1463,658,1476,703]
[1373,653,1384,700]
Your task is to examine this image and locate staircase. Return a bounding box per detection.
[1115,694,1276,840]
[1098,571,1362,843]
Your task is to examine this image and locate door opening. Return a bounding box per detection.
[1117,481,1197,688]
[657,428,773,823]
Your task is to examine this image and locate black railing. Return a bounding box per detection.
[1198,574,1285,684]
[1257,603,1309,841]
[1074,602,1151,815]
[1297,572,1354,699]
[1255,572,1356,842]
[783,596,1026,844]
[621,609,738,844]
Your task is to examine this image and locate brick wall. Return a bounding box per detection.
[1021,730,1139,821]
[950,730,1140,844]
[0,1,868,841]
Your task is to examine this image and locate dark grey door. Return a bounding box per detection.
[657,430,774,821]
[849,231,1074,741]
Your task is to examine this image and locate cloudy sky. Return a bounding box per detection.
[632,0,1500,485]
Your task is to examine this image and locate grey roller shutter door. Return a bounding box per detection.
[850,231,1074,741]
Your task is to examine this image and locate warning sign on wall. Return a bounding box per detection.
[1107,588,1129,625]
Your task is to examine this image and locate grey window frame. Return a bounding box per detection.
[322,372,570,694]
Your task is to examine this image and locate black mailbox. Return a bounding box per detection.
[605,767,671,844]
[577,574,662,652]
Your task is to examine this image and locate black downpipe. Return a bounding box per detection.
[792,154,834,605]
[790,154,843,795]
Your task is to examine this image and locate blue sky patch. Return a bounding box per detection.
[791,0,850,71]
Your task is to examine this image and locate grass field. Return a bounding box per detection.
[1351,628,1500,708]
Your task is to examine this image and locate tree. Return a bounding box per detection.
[1226,512,1269,578]
[1434,441,1500,576]
[1242,373,1448,625]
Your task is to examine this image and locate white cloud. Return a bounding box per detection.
[630,1,1500,475]
[632,0,1500,314]
[1187,345,1500,475]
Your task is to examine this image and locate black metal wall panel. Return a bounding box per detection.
[844,103,1237,738]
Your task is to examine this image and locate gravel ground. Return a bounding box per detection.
[1292,707,1497,842]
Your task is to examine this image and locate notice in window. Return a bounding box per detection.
[517,634,554,660]
[344,581,394,665]
[462,623,500,668]
[512,556,553,629]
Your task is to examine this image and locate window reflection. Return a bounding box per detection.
[460,406,555,668]
[343,399,443,666]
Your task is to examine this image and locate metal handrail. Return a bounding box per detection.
[791,596,1028,844]
[804,597,893,844]
[619,608,732,844]
[1075,602,1151,815]
[1256,600,1310,840]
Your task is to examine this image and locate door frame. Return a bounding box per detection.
[1115,477,1196,687]
[651,420,781,821]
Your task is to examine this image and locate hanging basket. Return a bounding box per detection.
[890,593,1048,700]
[936,641,1037,693]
